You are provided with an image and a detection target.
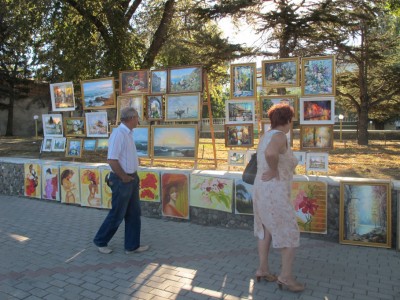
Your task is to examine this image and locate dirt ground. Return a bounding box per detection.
[0,136,399,180]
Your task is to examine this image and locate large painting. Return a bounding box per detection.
[224,124,254,148]
[161,172,189,219]
[85,111,108,138]
[235,179,254,215]
[300,125,333,151]
[165,93,201,121]
[42,114,63,137]
[299,97,335,125]
[117,95,144,122]
[50,82,75,111]
[60,165,80,204]
[24,163,41,199]
[81,77,116,110]
[119,69,149,95]
[225,100,255,124]
[42,164,60,201]
[301,55,336,97]
[260,95,298,121]
[230,63,257,99]
[168,65,202,93]
[138,171,160,202]
[80,167,102,208]
[262,58,299,87]
[133,126,150,157]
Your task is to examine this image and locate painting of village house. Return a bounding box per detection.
[168,65,202,93]
[225,100,255,124]
[224,124,254,148]
[340,181,391,248]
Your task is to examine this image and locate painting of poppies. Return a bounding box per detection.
[340,181,391,248]
[300,97,335,125]
[138,171,160,202]
[262,57,299,87]
[24,163,41,199]
[230,63,257,99]
[235,179,254,215]
[41,164,60,201]
[301,56,336,97]
[80,167,101,208]
[161,172,189,219]
[290,181,327,234]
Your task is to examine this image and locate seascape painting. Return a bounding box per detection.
[96,138,109,151]
[133,126,149,157]
[83,139,96,151]
[169,66,202,93]
[165,93,200,121]
[302,56,335,96]
[81,77,115,110]
[262,58,299,87]
[234,179,254,215]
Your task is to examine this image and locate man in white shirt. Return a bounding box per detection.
[93,107,149,254]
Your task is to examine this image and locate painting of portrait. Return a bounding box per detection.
[138,171,160,202]
[41,164,60,201]
[161,172,189,219]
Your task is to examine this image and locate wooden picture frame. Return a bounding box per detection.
[340,180,392,248]
[227,150,247,166]
[293,151,306,166]
[168,65,202,93]
[165,93,201,121]
[151,125,198,160]
[299,97,335,125]
[262,57,300,87]
[81,77,116,110]
[96,138,109,151]
[133,126,150,157]
[64,117,86,137]
[83,139,96,152]
[85,111,108,138]
[119,69,149,95]
[146,94,164,121]
[301,55,336,97]
[260,95,298,121]
[300,125,333,151]
[224,124,254,148]
[51,137,66,152]
[150,69,167,94]
[306,152,329,172]
[50,82,75,111]
[42,114,63,137]
[230,63,257,99]
[42,137,53,152]
[117,95,144,122]
[66,138,83,158]
[225,100,255,124]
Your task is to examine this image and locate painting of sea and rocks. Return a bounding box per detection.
[168,66,202,93]
[81,77,116,110]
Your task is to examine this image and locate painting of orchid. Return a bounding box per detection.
[290,181,327,234]
[190,175,233,212]
[138,171,160,202]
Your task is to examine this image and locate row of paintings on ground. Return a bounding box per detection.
[23,162,394,249]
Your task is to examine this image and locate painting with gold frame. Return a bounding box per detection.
[301,55,336,97]
[81,77,116,110]
[146,94,164,121]
[119,69,149,95]
[50,81,75,111]
[300,125,333,151]
[168,65,202,94]
[340,180,391,248]
[165,93,201,122]
[96,138,109,151]
[230,63,257,99]
[224,124,254,148]
[260,95,298,121]
[150,69,167,94]
[65,138,83,158]
[225,99,255,124]
[64,117,86,137]
[117,95,144,122]
[262,57,300,87]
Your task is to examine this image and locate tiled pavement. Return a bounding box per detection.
[0,194,399,300]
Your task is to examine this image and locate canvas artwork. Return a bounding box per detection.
[133,126,150,157]
[24,163,41,199]
[306,152,329,172]
[51,137,66,152]
[138,171,160,202]
[300,125,333,151]
[146,95,163,120]
[228,150,246,166]
[81,77,116,110]
[300,97,335,125]
[42,137,53,152]
[290,181,327,234]
[66,138,83,158]
[262,58,300,87]
[96,139,108,151]
[161,172,189,219]
[117,95,144,122]
[119,69,149,95]
[83,139,96,151]
[64,117,86,137]
[100,167,112,209]
[165,93,201,121]
[168,66,202,93]
[302,56,336,97]
[340,181,391,248]
[42,114,63,137]
[80,167,102,208]
[85,111,108,138]
[60,165,80,204]
[230,63,257,99]
[224,124,254,148]
[235,179,254,215]
[293,151,306,166]
[50,82,75,111]
[42,164,60,201]
[150,69,167,93]
[190,175,233,213]
[260,96,298,121]
[225,100,255,124]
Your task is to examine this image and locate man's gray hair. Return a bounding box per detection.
[120,107,138,121]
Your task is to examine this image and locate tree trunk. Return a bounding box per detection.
[357,103,368,145]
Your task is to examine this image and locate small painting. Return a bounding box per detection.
[117,95,144,122]
[300,125,333,151]
[146,94,163,121]
[100,167,112,209]
[83,139,96,151]
[96,138,109,151]
[306,152,329,172]
[50,82,75,111]
[133,126,150,157]
[235,179,254,215]
[119,69,149,95]
[161,172,189,219]
[228,150,247,166]
[42,114,63,137]
[293,151,306,166]
[42,164,60,201]
[60,165,80,204]
[138,171,160,202]
[64,117,86,137]
[66,138,83,158]
[150,69,167,93]
[260,95,298,121]
[24,163,41,199]
[262,57,300,87]
[300,97,335,125]
[81,77,116,110]
[80,167,102,208]
[51,137,66,152]
[230,63,257,99]
[165,93,201,121]
[168,65,202,93]
[224,124,254,148]
[301,55,336,97]
[42,137,53,152]
[85,111,108,138]
[225,100,255,124]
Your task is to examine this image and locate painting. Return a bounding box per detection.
[42,137,53,152]
[228,150,247,166]
[42,114,63,137]
[300,125,333,151]
[100,167,112,209]
[301,55,336,97]
[133,126,150,157]
[24,163,41,199]
[230,63,257,99]
[161,172,189,219]
[290,181,327,234]
[41,164,60,201]
[51,137,66,152]
[66,138,83,158]
[119,69,149,95]
[81,77,116,110]
[85,111,108,138]
[64,117,86,137]
[150,69,167,93]
[117,95,144,122]
[235,179,254,215]
[340,180,391,248]
[293,151,306,166]
[224,124,254,148]
[165,93,201,121]
[299,97,335,125]
[96,138,109,151]
[146,94,163,121]
[152,125,198,160]
[225,100,255,124]
[190,175,233,213]
[60,165,80,204]
[260,95,298,121]
[50,82,75,111]
[80,167,102,208]
[262,57,300,87]
[168,65,202,93]
[83,139,96,152]
[138,171,160,202]
[306,152,329,172]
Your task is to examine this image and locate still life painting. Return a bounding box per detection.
[64,117,86,137]
[262,58,299,87]
[302,56,335,97]
[119,69,149,94]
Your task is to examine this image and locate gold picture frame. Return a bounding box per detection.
[230,63,257,99]
[81,77,116,110]
[262,57,300,87]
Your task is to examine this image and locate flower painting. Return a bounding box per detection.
[80,167,101,208]
[24,163,41,199]
[290,181,327,234]
[230,63,257,99]
[262,58,299,87]
[302,56,335,97]
[168,66,202,93]
[235,179,254,215]
[119,69,149,95]
[190,175,233,212]
[138,171,160,202]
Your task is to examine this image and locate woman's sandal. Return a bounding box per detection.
[276,278,305,292]
[255,273,278,282]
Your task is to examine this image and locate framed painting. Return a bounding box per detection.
[133,126,150,157]
[85,111,108,138]
[168,65,202,93]
[50,82,75,111]
[190,175,233,213]
[301,55,336,97]
[165,93,201,121]
[119,69,149,95]
[96,138,109,151]
[300,125,333,151]
[293,151,306,166]
[227,150,247,166]
[42,114,63,137]
[225,100,255,124]
[299,97,335,125]
[152,125,198,160]
[262,57,300,87]
[290,181,327,234]
[260,95,298,121]
[65,138,83,158]
[161,172,190,219]
[146,94,164,121]
[225,124,254,148]
[83,139,96,152]
[100,167,112,209]
[42,137,53,152]
[81,77,116,110]
[340,180,391,248]
[230,63,257,99]
[24,163,41,199]
[138,171,160,202]
[64,117,86,137]
[80,167,102,208]
[150,69,167,94]
[51,137,66,152]
[60,165,80,204]
[117,95,144,122]
[235,179,254,215]
[42,164,60,201]
[306,152,329,172]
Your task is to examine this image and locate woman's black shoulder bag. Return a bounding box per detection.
[242,152,257,185]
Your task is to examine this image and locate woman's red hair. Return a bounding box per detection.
[267,103,294,128]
